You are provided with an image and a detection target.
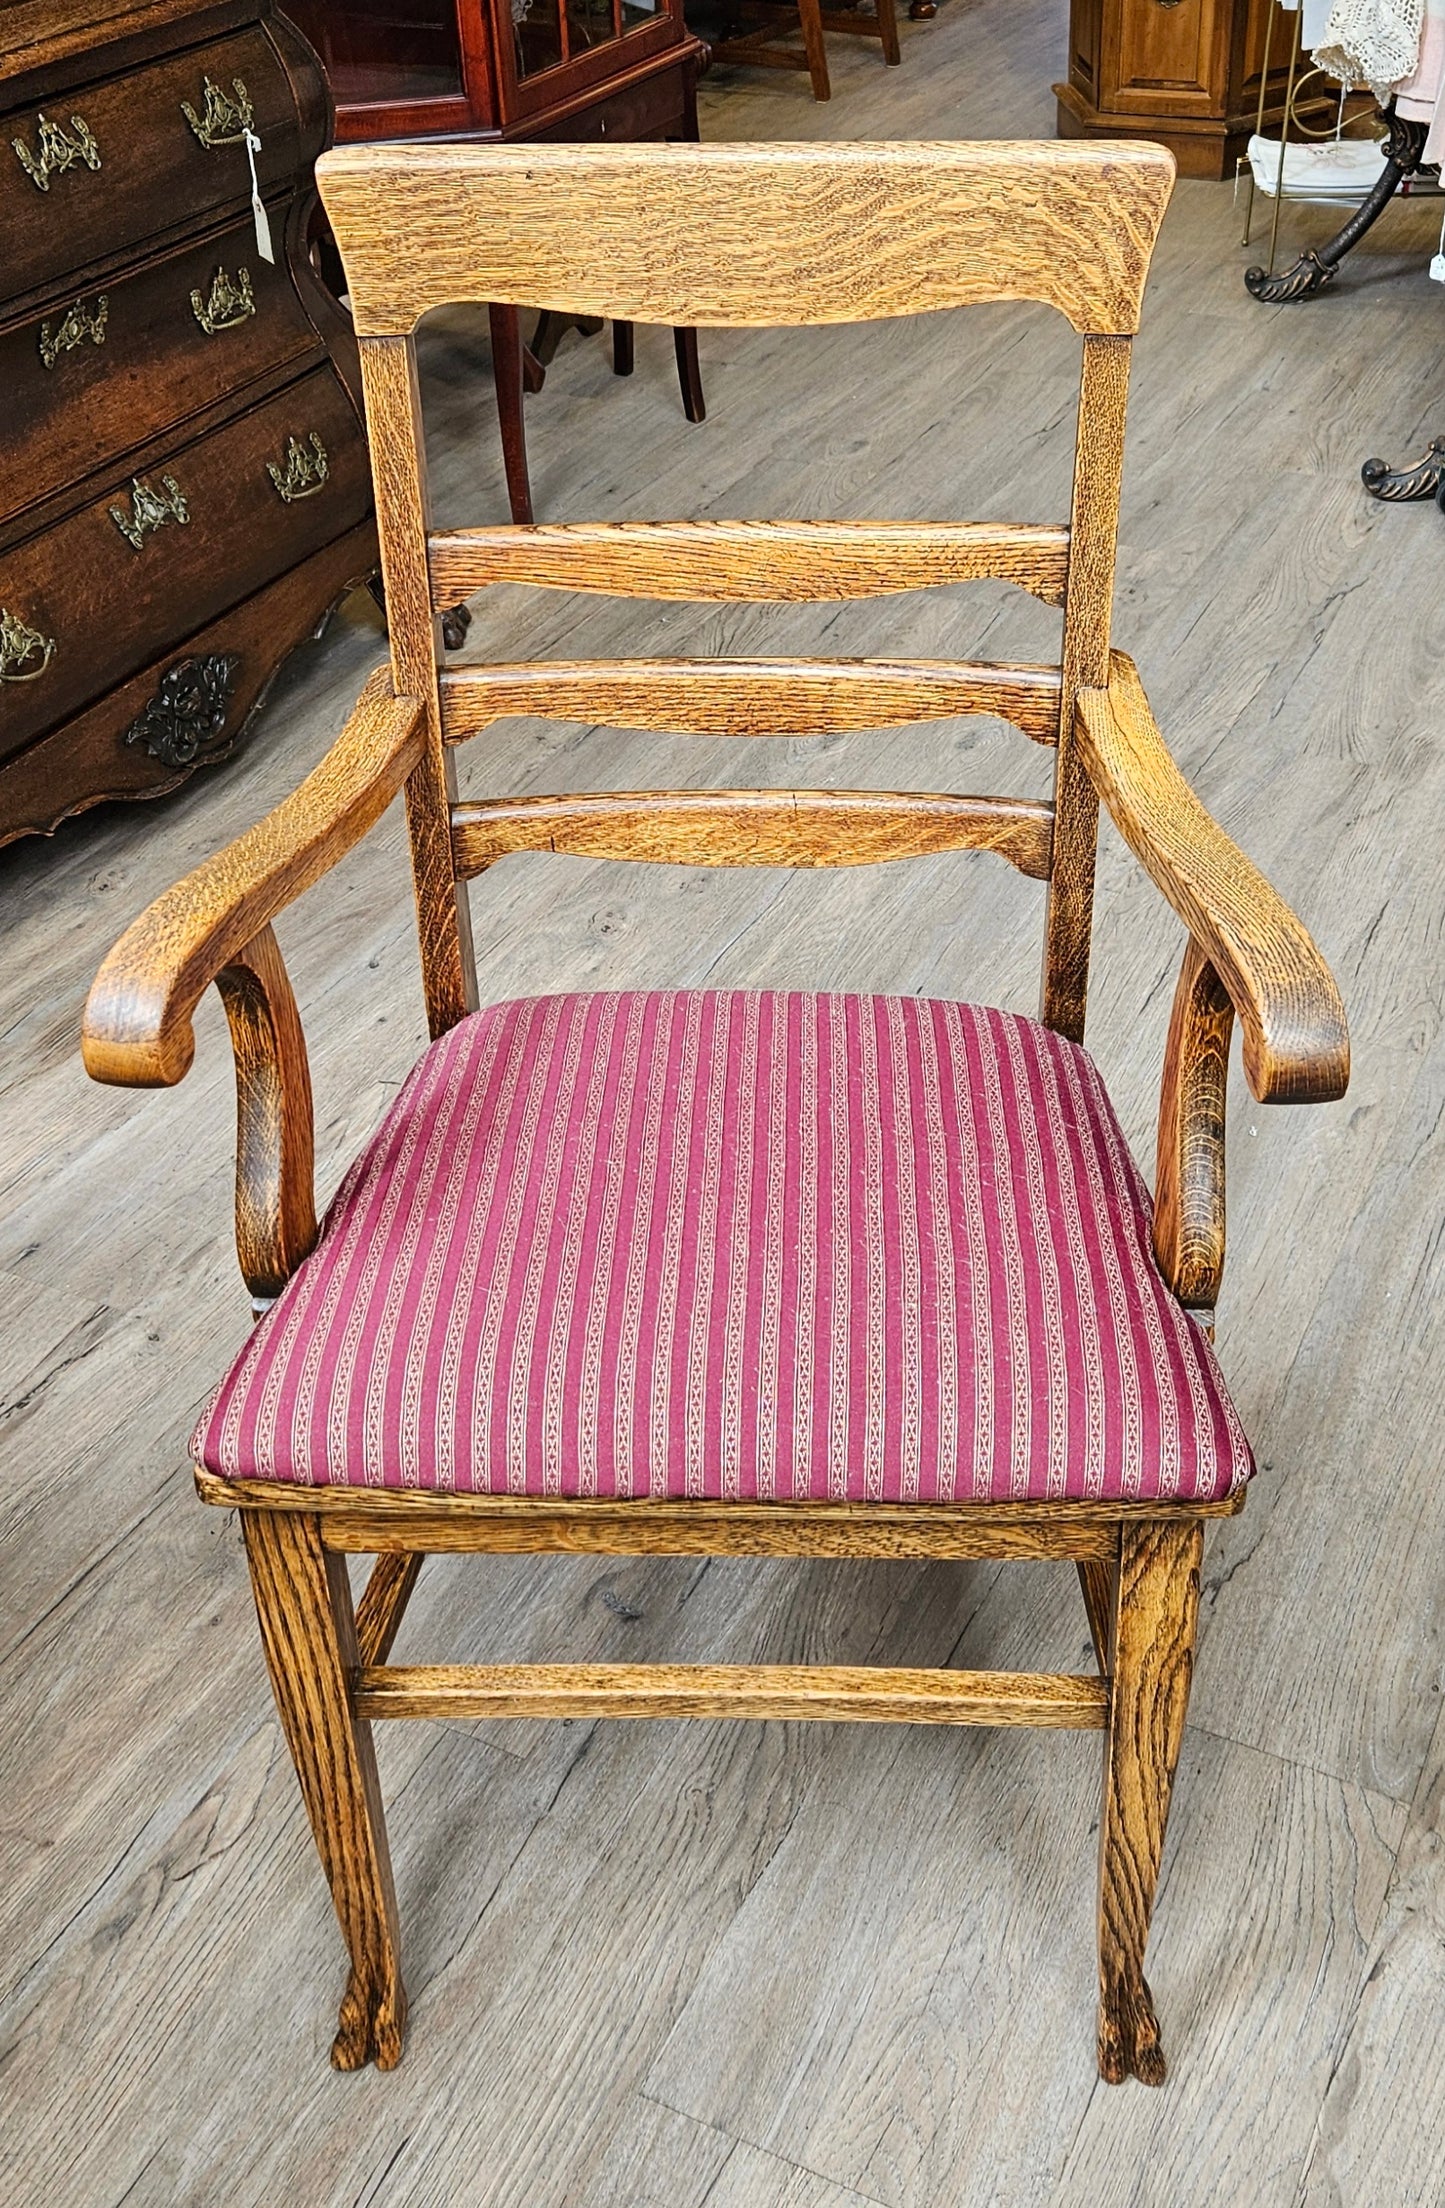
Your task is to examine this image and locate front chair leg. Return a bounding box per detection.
[243,1510,407,2070]
[1096,1519,1202,2085]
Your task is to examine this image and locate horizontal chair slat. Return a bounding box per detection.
[451,789,1054,879]
[439,659,1063,743]
[427,520,1072,608]
[353,1661,1110,1728]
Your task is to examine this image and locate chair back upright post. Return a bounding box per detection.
[318,139,1175,1044]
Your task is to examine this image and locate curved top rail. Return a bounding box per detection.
[317,138,1176,340]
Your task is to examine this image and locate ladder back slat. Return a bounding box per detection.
[439,659,1063,743]
[451,789,1054,880]
[427,520,1072,607]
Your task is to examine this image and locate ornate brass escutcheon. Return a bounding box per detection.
[38,294,109,370]
[125,653,240,767]
[11,111,101,191]
[266,431,330,503]
[0,607,56,683]
[190,265,255,335]
[109,474,190,552]
[181,76,254,148]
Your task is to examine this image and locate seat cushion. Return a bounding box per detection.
[192,991,1253,1505]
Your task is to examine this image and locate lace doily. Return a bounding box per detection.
[1314,0,1425,95]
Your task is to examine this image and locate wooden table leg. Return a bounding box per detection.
[488,301,534,525]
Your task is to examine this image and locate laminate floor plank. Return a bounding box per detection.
[3,0,1444,2197]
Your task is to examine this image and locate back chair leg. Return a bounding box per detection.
[798,0,832,98]
[1096,1519,1202,2085]
[674,328,706,423]
[1077,1558,1114,1674]
[875,0,901,67]
[243,1510,408,2071]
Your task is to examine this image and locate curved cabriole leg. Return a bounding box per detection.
[1245,108,1428,303]
[1361,437,1445,501]
[1096,1519,1202,2085]
[243,1510,407,2070]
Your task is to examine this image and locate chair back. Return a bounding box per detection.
[316,138,1175,1042]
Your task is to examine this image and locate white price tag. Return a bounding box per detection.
[1431,253,1445,283]
[242,126,275,264]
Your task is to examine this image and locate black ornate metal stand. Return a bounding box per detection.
[1361,436,1445,505]
[1245,106,1430,301]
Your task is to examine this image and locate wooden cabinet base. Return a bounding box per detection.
[0,525,376,846]
[1055,0,1323,181]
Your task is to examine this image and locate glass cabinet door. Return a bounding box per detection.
[285,0,465,106]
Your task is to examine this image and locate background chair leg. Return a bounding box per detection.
[612,320,635,377]
[487,302,535,525]
[243,1510,408,2071]
[1096,1519,1202,2086]
[674,328,706,423]
[875,0,901,66]
[797,0,832,98]
[1077,1559,1113,1674]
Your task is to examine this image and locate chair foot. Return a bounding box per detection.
[332,1963,408,2071]
[1098,1974,1167,2085]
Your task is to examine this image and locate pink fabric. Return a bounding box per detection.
[192,991,1254,1505]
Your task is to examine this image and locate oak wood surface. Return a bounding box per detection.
[192,1473,1244,1555]
[1077,653,1350,1104]
[1152,938,1233,1307]
[426,519,1073,608]
[316,138,1176,339]
[79,667,422,1087]
[214,923,317,1302]
[6,2,1420,2183]
[437,657,1064,742]
[450,787,1055,879]
[1096,1518,1201,2084]
[353,1661,1110,1727]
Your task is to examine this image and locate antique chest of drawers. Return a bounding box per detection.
[0,0,377,846]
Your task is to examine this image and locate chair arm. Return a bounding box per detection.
[82,671,425,1089]
[1075,653,1349,1105]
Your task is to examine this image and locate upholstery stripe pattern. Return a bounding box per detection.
[192,991,1255,1503]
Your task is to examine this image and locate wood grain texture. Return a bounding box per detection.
[358,335,478,1037]
[1077,652,1350,1104]
[1096,1518,1202,2085]
[213,925,317,1303]
[427,520,1073,607]
[354,1552,425,1667]
[1041,331,1131,1042]
[1153,937,1233,1308]
[451,789,1054,880]
[192,1473,1243,1554]
[1078,1557,1114,1674]
[79,667,421,1089]
[316,138,1176,338]
[353,1661,1109,1728]
[438,658,1063,743]
[241,1509,406,2070]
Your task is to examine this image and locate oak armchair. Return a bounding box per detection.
[83,140,1348,2085]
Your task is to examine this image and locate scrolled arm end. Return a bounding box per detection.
[80,671,424,1093]
[1077,655,1349,1108]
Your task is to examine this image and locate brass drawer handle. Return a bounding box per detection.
[39,293,108,369]
[0,607,56,682]
[109,474,190,552]
[191,265,255,335]
[181,76,254,148]
[11,111,101,192]
[267,432,329,503]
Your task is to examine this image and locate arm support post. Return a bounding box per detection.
[1153,940,1232,1309]
[216,926,318,1305]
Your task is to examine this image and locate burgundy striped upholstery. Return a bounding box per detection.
[192,991,1253,1504]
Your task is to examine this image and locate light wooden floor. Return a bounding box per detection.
[4,7,1445,2203]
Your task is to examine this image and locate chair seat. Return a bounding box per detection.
[192,991,1254,1505]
